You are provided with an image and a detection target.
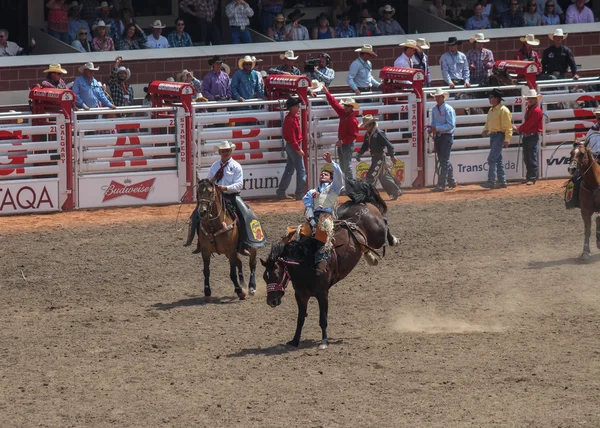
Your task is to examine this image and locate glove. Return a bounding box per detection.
[214,95,222,101]
[309,218,317,230]
[355,153,362,162]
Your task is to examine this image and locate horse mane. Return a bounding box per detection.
[266,241,285,265]
[344,178,388,215]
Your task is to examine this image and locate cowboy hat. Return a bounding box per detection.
[593,106,600,115]
[488,88,504,100]
[92,20,111,30]
[166,77,175,82]
[355,44,377,56]
[96,1,112,9]
[78,62,99,72]
[429,88,449,99]
[416,38,430,50]
[195,93,209,103]
[221,63,231,75]
[237,55,256,69]
[280,50,299,60]
[337,12,351,21]
[523,88,541,99]
[399,39,420,50]
[309,80,324,92]
[69,1,83,11]
[358,114,378,128]
[151,20,166,29]
[251,56,263,63]
[321,163,334,174]
[520,34,540,46]
[469,33,490,43]
[273,13,285,22]
[287,8,305,20]
[286,97,302,109]
[340,98,360,109]
[446,36,460,45]
[378,4,396,16]
[215,141,236,151]
[176,69,194,81]
[44,63,67,74]
[8,110,24,124]
[116,66,131,81]
[549,28,567,40]
[208,55,224,65]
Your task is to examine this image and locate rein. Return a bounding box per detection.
[266,258,299,293]
[197,183,236,243]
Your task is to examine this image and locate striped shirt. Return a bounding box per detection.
[466,47,494,85]
[225,1,254,27]
[167,31,193,48]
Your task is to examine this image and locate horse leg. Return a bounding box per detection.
[229,253,246,300]
[316,292,329,350]
[235,254,245,291]
[288,292,308,347]
[581,210,592,261]
[202,252,212,303]
[596,216,600,250]
[384,217,400,247]
[248,248,257,295]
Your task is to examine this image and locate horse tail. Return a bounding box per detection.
[345,178,388,215]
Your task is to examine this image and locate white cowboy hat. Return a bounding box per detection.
[378,4,395,16]
[469,33,490,43]
[429,88,449,99]
[523,88,541,99]
[116,66,131,81]
[78,62,99,72]
[399,39,420,50]
[416,38,430,50]
[92,20,111,31]
[96,1,112,9]
[520,34,540,46]
[238,55,256,69]
[215,141,236,151]
[593,106,600,115]
[355,44,377,56]
[309,80,324,92]
[340,98,360,109]
[358,114,378,128]
[151,20,166,29]
[166,77,175,82]
[176,69,194,81]
[549,28,568,40]
[280,50,299,60]
[44,63,67,74]
[221,63,231,75]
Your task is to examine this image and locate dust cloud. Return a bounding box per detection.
[392,312,505,334]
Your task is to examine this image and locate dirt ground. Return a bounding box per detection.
[1,180,600,428]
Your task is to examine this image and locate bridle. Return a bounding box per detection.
[569,144,594,178]
[266,258,298,293]
[197,181,222,221]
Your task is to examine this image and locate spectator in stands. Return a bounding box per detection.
[91,20,115,51]
[284,9,309,41]
[322,85,359,180]
[394,40,420,69]
[41,64,68,89]
[231,55,264,102]
[80,0,98,21]
[347,44,380,96]
[502,0,525,27]
[413,38,431,87]
[269,50,302,75]
[46,0,71,43]
[513,89,543,185]
[465,3,491,30]
[565,0,594,23]
[515,34,542,69]
[481,88,512,189]
[146,20,169,49]
[306,53,335,88]
[276,97,307,200]
[72,27,91,52]
[180,0,221,46]
[466,33,494,86]
[108,56,134,107]
[428,88,458,192]
[440,37,470,88]
[541,0,561,24]
[355,8,380,37]
[524,0,542,25]
[377,4,405,35]
[168,18,193,47]
[334,12,356,38]
[347,0,366,24]
[93,2,118,41]
[312,13,335,39]
[68,1,90,44]
[115,7,135,39]
[259,0,284,35]
[0,30,35,57]
[447,0,467,26]
[226,0,255,44]
[72,62,117,110]
[542,28,578,79]
[177,69,203,94]
[585,107,600,160]
[429,0,447,19]
[331,0,348,27]
[117,23,146,50]
[490,0,509,26]
[480,0,493,19]
[202,55,232,101]
[267,14,286,41]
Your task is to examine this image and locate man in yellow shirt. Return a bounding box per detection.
[481,88,513,189]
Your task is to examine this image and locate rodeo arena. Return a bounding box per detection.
[3,0,600,425]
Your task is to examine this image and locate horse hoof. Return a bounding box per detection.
[390,236,400,247]
[237,290,246,300]
[318,343,328,350]
[286,340,299,348]
[580,253,590,262]
[204,295,212,303]
[249,287,256,296]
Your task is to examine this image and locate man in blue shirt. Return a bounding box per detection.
[440,37,471,89]
[231,55,264,102]
[427,88,457,192]
[67,2,91,44]
[72,62,116,110]
[502,0,525,27]
[465,3,491,30]
[347,44,381,96]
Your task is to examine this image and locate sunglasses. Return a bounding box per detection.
[219,149,232,153]
[546,4,554,6]
[177,23,185,26]
[80,32,88,35]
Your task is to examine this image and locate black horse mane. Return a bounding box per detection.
[266,241,285,265]
[344,178,388,215]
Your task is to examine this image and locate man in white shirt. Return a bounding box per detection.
[394,40,420,69]
[146,20,169,49]
[565,0,594,24]
[0,29,35,56]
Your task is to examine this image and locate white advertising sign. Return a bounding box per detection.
[0,179,59,214]
[540,147,571,179]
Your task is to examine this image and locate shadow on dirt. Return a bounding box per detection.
[151,295,240,310]
[528,253,600,269]
[225,338,345,357]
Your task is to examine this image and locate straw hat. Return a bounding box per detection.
[520,34,540,46]
[96,1,112,9]
[416,38,430,50]
[44,63,67,74]
[221,63,231,75]
[523,88,541,99]
[195,93,208,103]
[399,39,420,50]
[92,20,111,31]
[469,33,490,43]
[309,80,324,92]
[215,141,236,151]
[78,62,99,72]
[378,4,396,16]
[176,69,194,81]
[549,28,567,40]
[358,114,378,128]
[238,55,256,69]
[355,44,377,56]
[593,106,600,115]
[273,13,285,23]
[116,66,131,81]
[429,88,449,99]
[280,50,299,60]
[321,163,334,174]
[151,20,166,29]
[340,98,360,109]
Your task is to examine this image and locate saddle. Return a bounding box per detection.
[231,195,267,248]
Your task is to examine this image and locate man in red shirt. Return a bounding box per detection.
[276,96,307,200]
[322,85,360,180]
[514,89,543,185]
[515,34,542,72]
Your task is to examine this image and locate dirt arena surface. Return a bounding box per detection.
[1,180,600,427]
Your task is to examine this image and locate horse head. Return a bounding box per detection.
[568,140,590,176]
[489,69,516,87]
[196,179,217,218]
[261,241,289,307]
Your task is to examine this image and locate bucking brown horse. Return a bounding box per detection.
[568,141,600,261]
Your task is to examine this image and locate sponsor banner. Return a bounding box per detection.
[0,179,59,214]
[77,171,179,208]
[540,147,571,179]
[352,156,412,188]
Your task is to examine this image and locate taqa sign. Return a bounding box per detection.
[0,183,57,213]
